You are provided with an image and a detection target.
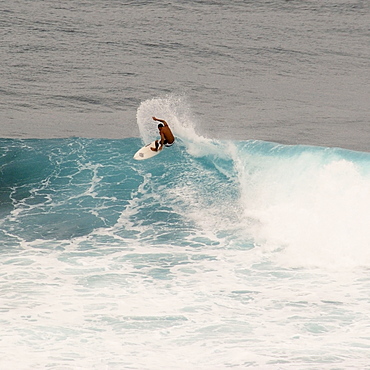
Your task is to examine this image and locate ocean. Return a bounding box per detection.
[1,0,370,369]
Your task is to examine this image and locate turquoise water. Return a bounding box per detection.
[1,126,370,368]
[3,135,368,251]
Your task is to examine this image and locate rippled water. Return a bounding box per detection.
[1,0,369,150]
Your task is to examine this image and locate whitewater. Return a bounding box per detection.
[1,96,370,369]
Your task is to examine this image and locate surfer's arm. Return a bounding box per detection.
[152,117,168,126]
[158,133,165,149]
[150,140,163,152]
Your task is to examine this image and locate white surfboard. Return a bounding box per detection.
[133,141,162,160]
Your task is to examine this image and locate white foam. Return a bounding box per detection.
[239,151,370,269]
[136,94,217,153]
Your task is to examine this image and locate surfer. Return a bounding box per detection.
[151,117,175,152]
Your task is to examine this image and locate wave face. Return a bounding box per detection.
[1,98,370,368]
[1,112,370,265]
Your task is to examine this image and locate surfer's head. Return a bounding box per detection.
[158,123,164,129]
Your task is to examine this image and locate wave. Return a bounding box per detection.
[1,96,369,269]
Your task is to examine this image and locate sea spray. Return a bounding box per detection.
[135,94,221,158]
[136,94,199,144]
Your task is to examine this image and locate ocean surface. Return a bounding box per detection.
[1,0,370,369]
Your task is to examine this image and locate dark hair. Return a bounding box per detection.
[158,123,164,128]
